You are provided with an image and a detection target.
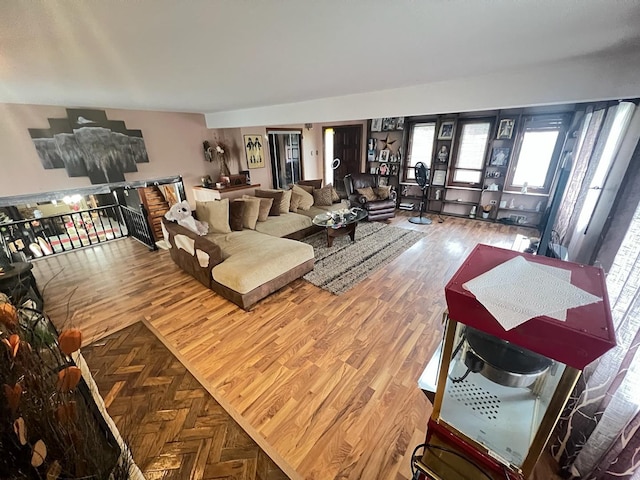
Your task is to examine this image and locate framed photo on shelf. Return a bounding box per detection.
[370,166,378,175]
[436,145,449,163]
[382,117,397,131]
[379,149,390,162]
[497,119,515,139]
[379,176,389,186]
[396,117,405,130]
[490,147,510,166]
[371,118,383,132]
[438,121,455,140]
[390,164,399,176]
[432,170,446,186]
[379,163,390,176]
[367,138,377,162]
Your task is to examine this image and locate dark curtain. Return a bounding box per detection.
[551,197,640,478]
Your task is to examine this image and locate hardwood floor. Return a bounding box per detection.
[82,322,288,480]
[33,214,555,480]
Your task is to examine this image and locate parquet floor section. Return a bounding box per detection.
[82,321,288,480]
[34,214,559,479]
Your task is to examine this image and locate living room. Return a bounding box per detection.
[2,2,640,480]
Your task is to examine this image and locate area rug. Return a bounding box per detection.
[302,222,424,294]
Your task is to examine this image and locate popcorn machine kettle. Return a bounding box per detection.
[414,245,616,480]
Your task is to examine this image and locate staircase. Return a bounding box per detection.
[139,186,170,242]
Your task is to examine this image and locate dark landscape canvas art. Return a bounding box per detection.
[28,109,149,184]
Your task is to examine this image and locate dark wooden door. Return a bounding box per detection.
[332,126,362,194]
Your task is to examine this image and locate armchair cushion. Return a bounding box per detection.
[356,187,377,202]
[375,186,392,200]
[344,173,396,221]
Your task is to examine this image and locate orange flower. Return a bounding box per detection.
[58,329,82,355]
[3,383,22,413]
[55,401,77,423]
[56,366,82,391]
[2,334,20,358]
[0,303,17,328]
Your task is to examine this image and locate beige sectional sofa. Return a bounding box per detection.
[162,184,348,310]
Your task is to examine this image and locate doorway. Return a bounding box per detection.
[324,125,362,194]
[268,130,302,189]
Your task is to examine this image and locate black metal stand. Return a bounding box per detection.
[409,185,432,225]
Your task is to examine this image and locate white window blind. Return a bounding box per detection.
[512,131,559,187]
[452,122,490,184]
[406,123,435,180]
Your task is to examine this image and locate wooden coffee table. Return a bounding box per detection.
[312,208,368,247]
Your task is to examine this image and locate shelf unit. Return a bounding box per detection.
[367,118,406,191]
[441,186,483,218]
[376,109,563,230]
[399,182,424,211]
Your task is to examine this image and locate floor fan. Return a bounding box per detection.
[409,162,432,225]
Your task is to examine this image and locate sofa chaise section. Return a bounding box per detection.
[208,230,314,308]
[162,219,314,310]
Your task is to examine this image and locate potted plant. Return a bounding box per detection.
[0,293,132,479]
[482,205,492,219]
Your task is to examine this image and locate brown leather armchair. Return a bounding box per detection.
[344,173,397,221]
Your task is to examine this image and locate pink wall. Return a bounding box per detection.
[0,103,218,205]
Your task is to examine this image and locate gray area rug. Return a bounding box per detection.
[301,222,424,295]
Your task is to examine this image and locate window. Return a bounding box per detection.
[405,123,435,181]
[506,115,568,193]
[450,121,491,186]
[511,131,559,187]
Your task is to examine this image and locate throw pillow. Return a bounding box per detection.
[291,184,314,210]
[242,195,273,222]
[312,186,333,206]
[289,190,302,212]
[195,199,231,234]
[298,179,323,189]
[356,187,377,202]
[375,186,392,200]
[279,189,292,213]
[254,189,284,216]
[326,183,341,203]
[229,200,245,231]
[240,197,260,230]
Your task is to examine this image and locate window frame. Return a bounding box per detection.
[448,118,494,188]
[504,114,570,194]
[403,121,437,183]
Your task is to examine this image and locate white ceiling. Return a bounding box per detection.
[1,0,639,124]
